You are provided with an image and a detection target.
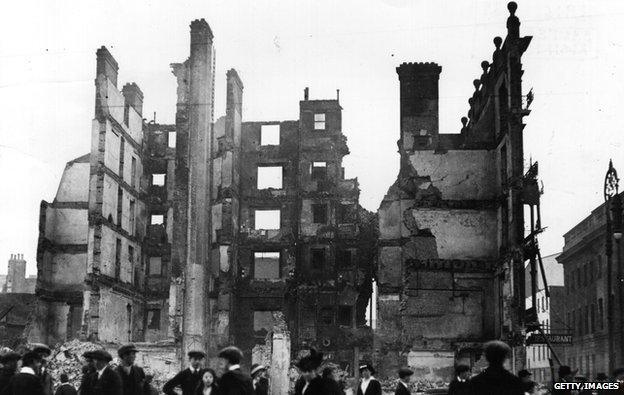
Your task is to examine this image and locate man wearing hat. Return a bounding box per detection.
[115,344,146,395]
[0,351,21,393]
[163,350,206,395]
[79,351,97,395]
[3,351,45,395]
[470,340,523,395]
[91,349,122,395]
[395,367,413,395]
[217,346,254,395]
[250,364,268,395]
[32,343,54,395]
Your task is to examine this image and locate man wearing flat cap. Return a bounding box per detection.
[357,364,381,395]
[163,350,206,395]
[32,343,54,395]
[0,351,21,393]
[78,351,97,395]
[3,351,45,395]
[115,344,146,395]
[395,367,413,395]
[217,346,254,395]
[91,350,122,395]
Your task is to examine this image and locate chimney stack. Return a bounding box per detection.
[122,83,144,117]
[304,87,309,101]
[396,62,442,139]
[96,46,119,87]
[336,89,340,102]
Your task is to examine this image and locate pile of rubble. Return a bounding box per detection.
[41,340,101,390]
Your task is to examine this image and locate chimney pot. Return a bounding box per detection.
[304,87,309,101]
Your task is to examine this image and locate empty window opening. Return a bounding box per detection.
[168,132,176,148]
[337,249,353,268]
[254,210,280,230]
[311,248,325,271]
[253,252,280,279]
[129,200,136,235]
[260,124,280,145]
[147,309,161,330]
[253,311,280,335]
[131,157,137,187]
[151,215,164,225]
[117,187,123,226]
[338,204,356,223]
[124,103,130,126]
[319,306,334,325]
[314,113,326,130]
[148,257,162,276]
[257,166,283,189]
[312,203,328,224]
[311,162,327,181]
[119,137,125,175]
[152,174,166,186]
[115,239,122,280]
[337,306,353,326]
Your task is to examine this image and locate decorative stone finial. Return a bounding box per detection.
[481,61,489,72]
[461,117,468,127]
[508,2,517,16]
[473,79,481,89]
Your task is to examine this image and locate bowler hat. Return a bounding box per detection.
[188,350,206,359]
[30,343,51,357]
[91,349,113,362]
[398,367,414,379]
[117,344,138,357]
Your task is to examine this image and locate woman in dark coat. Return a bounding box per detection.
[356,364,382,395]
[294,349,326,395]
[193,369,220,395]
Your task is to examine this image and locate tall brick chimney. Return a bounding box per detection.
[96,46,119,87]
[122,83,144,117]
[396,62,442,146]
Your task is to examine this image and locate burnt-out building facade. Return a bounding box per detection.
[32,18,374,368]
[376,2,533,379]
[233,92,374,367]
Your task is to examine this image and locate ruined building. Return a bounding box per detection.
[31,19,374,370]
[376,2,533,378]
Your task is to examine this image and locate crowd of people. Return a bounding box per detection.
[1,340,623,395]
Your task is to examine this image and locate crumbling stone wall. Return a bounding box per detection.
[376,2,532,380]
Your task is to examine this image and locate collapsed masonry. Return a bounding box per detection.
[376,2,533,379]
[30,18,375,373]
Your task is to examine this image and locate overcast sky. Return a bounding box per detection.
[1,0,622,275]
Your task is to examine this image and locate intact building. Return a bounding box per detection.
[376,2,533,379]
[32,18,374,370]
[524,253,566,383]
[557,198,620,379]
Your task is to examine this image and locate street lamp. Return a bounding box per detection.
[604,160,620,373]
